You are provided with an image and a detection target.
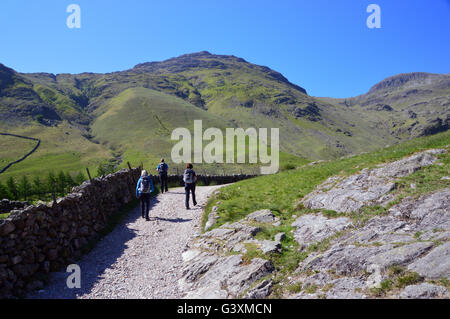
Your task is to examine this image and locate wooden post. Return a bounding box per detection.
[51,181,57,205]
[86,167,92,181]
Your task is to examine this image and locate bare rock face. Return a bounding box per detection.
[388,188,450,231]
[325,277,367,299]
[180,254,274,299]
[366,242,434,269]
[300,243,394,276]
[400,283,449,299]
[245,209,280,224]
[291,214,353,247]
[407,242,450,279]
[290,186,449,299]
[244,280,273,299]
[302,149,445,213]
[179,209,280,298]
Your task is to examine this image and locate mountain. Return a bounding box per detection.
[319,72,449,139]
[0,52,449,180]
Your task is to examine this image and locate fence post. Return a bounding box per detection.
[86,167,92,181]
[51,181,57,205]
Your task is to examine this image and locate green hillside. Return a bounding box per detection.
[0,52,448,183]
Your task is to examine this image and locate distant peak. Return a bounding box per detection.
[368,72,437,93]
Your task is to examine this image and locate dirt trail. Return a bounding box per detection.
[28,185,224,299]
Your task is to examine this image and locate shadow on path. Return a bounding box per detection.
[151,216,192,223]
[30,196,162,299]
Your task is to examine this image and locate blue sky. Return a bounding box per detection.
[0,0,449,97]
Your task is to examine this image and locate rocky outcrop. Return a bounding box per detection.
[179,209,282,299]
[302,149,445,213]
[291,214,353,247]
[407,242,450,280]
[0,168,140,298]
[388,188,450,231]
[400,283,449,299]
[288,187,450,299]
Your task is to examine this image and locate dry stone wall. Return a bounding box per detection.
[0,168,140,298]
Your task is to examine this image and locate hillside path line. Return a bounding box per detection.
[29,185,225,299]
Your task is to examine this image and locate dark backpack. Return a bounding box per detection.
[158,163,167,174]
[140,177,151,193]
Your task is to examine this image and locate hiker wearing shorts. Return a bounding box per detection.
[136,170,154,221]
[157,158,169,193]
[183,163,197,210]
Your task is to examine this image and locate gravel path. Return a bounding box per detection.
[28,185,225,299]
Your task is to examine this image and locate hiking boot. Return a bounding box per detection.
[145,217,150,221]
[194,202,197,206]
[186,206,190,210]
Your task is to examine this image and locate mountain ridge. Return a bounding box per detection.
[0,51,448,180]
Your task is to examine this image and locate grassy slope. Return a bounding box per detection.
[0,121,112,183]
[90,87,308,174]
[0,135,37,167]
[202,131,450,292]
[1,55,448,182]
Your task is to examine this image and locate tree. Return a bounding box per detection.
[57,171,66,196]
[32,176,44,198]
[18,176,32,201]
[65,172,75,193]
[97,160,115,177]
[6,177,18,200]
[0,181,11,200]
[46,172,57,196]
[75,171,86,185]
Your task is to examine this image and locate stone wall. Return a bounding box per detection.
[0,200,30,214]
[0,168,140,298]
[0,170,256,297]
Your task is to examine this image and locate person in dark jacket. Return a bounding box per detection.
[183,163,197,209]
[136,170,154,221]
[156,158,169,193]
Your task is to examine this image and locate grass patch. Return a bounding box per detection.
[370,279,393,296]
[395,272,423,288]
[286,282,303,294]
